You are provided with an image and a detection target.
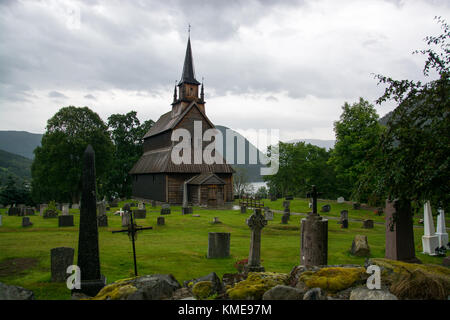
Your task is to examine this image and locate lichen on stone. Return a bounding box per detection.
[298,267,366,293]
[226,272,289,300]
[90,282,137,300]
[192,281,213,300]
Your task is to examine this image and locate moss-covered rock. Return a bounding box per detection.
[369,258,450,300]
[226,272,289,300]
[192,281,213,300]
[298,267,366,293]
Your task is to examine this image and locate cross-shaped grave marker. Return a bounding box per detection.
[112,204,152,276]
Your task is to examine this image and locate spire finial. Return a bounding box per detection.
[188,24,191,37]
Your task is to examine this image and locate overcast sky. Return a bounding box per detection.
[1,0,449,142]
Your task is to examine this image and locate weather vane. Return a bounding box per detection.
[188,23,191,36]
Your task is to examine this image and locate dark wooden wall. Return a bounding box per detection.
[131,173,166,202]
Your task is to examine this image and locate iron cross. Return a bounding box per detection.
[306,185,323,215]
[112,206,152,276]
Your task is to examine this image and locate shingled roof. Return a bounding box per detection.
[143,101,214,139]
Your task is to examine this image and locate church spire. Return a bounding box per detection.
[179,35,201,86]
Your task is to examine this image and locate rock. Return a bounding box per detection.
[262,285,305,300]
[321,204,331,213]
[184,272,224,295]
[192,281,213,299]
[303,288,327,300]
[350,235,371,257]
[350,287,398,300]
[170,287,195,300]
[0,282,34,300]
[91,274,181,300]
[297,266,366,293]
[226,272,289,300]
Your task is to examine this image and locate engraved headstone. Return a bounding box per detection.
[161,203,171,215]
[133,209,146,219]
[207,233,230,258]
[362,219,374,229]
[58,215,74,227]
[62,204,70,216]
[337,197,345,204]
[122,212,131,227]
[263,207,273,221]
[51,247,74,282]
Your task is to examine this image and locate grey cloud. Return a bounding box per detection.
[84,94,96,100]
[48,91,68,99]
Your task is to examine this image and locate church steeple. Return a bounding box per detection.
[179,36,201,86]
[172,31,206,115]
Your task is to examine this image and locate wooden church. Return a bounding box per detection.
[130,36,234,206]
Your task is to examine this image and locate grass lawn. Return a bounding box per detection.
[0,199,448,300]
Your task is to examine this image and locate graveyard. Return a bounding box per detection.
[0,198,447,300]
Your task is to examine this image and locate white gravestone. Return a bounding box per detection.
[264,208,273,221]
[436,208,449,248]
[62,204,70,215]
[422,201,439,255]
[337,197,345,203]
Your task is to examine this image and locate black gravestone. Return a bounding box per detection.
[51,247,74,282]
[73,145,105,297]
[59,215,74,227]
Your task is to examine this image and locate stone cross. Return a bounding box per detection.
[301,185,328,267]
[306,185,322,215]
[74,145,105,297]
[112,204,153,276]
[245,208,267,272]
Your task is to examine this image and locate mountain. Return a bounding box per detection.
[284,139,335,150]
[0,148,33,185]
[0,131,43,159]
[215,125,266,182]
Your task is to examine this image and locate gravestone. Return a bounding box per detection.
[97,215,108,227]
[340,210,348,223]
[133,209,147,219]
[8,207,20,216]
[43,207,58,219]
[337,197,345,203]
[321,204,331,213]
[301,185,328,267]
[264,207,273,221]
[422,201,439,255]
[240,206,247,214]
[72,203,79,210]
[282,200,290,209]
[341,219,348,229]
[435,208,449,249]
[17,208,25,216]
[74,145,106,297]
[24,208,35,216]
[207,233,230,258]
[161,204,171,215]
[244,208,267,272]
[0,214,2,226]
[58,215,74,227]
[350,235,370,257]
[22,217,33,227]
[353,203,361,210]
[51,247,74,282]
[285,196,293,200]
[96,202,106,216]
[182,207,193,215]
[39,204,47,216]
[362,219,374,229]
[385,199,420,263]
[157,216,165,226]
[281,214,289,224]
[122,212,131,227]
[138,202,145,210]
[151,200,156,208]
[62,204,70,216]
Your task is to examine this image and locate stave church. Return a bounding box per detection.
[130,35,234,206]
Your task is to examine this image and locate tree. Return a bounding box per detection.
[233,167,252,198]
[255,186,268,199]
[31,106,114,203]
[264,141,339,199]
[328,98,383,203]
[0,175,32,206]
[105,111,154,199]
[371,17,449,212]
